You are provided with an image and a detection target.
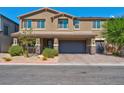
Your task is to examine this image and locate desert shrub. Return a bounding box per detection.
[42,48,54,58]
[2,57,12,61]
[53,49,58,56]
[42,56,48,60]
[8,45,23,56]
[112,51,120,56]
[42,48,58,58]
[23,50,29,57]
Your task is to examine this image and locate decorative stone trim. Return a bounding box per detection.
[90,38,96,54]
[91,38,96,46]
[12,38,18,46]
[90,46,96,55]
[35,38,41,54]
[35,38,40,46]
[53,38,59,51]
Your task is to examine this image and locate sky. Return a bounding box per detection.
[0,7,124,23]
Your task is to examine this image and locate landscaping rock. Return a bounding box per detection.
[38,55,44,59]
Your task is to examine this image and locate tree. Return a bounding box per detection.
[103,17,124,54]
[18,29,35,57]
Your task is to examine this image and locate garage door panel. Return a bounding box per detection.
[59,40,86,53]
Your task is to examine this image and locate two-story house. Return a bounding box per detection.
[0,14,19,52]
[11,8,108,54]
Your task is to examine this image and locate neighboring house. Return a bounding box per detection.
[11,8,108,54]
[0,14,19,52]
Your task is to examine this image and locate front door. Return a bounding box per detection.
[96,40,105,54]
[47,39,53,48]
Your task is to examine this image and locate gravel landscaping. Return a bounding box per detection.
[0,53,58,64]
[0,53,124,65]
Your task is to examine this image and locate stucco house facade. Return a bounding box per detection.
[0,14,19,52]
[11,8,108,54]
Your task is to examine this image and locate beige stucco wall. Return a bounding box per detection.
[11,8,108,54]
[20,10,106,39]
[21,11,55,31]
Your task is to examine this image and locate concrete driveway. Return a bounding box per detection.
[58,54,124,64]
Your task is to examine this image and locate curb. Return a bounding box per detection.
[0,63,124,66]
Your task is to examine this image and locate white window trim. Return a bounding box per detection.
[37,19,46,29]
[73,20,80,30]
[34,28,46,30]
[74,23,80,30]
[58,19,69,30]
[58,23,69,30]
[92,20,102,30]
[23,20,32,29]
[58,28,69,30]
[22,28,32,31]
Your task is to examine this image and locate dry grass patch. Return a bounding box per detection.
[42,56,48,60]
[2,57,12,62]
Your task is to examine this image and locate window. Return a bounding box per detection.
[37,20,45,28]
[93,20,101,29]
[73,19,80,29]
[58,19,68,29]
[4,25,9,36]
[24,19,32,28]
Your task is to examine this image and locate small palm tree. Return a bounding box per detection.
[103,17,124,55]
[18,28,35,57]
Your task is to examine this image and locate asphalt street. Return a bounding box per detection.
[0,65,124,85]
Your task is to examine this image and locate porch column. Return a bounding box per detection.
[40,39,43,52]
[90,38,96,54]
[104,40,107,54]
[35,38,41,54]
[86,39,90,53]
[53,38,59,51]
[12,38,18,46]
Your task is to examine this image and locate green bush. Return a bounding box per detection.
[8,45,23,56]
[42,48,58,58]
[53,49,58,56]
[112,51,120,56]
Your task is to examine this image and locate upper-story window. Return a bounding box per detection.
[37,19,45,28]
[24,19,32,28]
[3,25,9,36]
[73,19,80,30]
[93,20,101,29]
[58,19,68,29]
